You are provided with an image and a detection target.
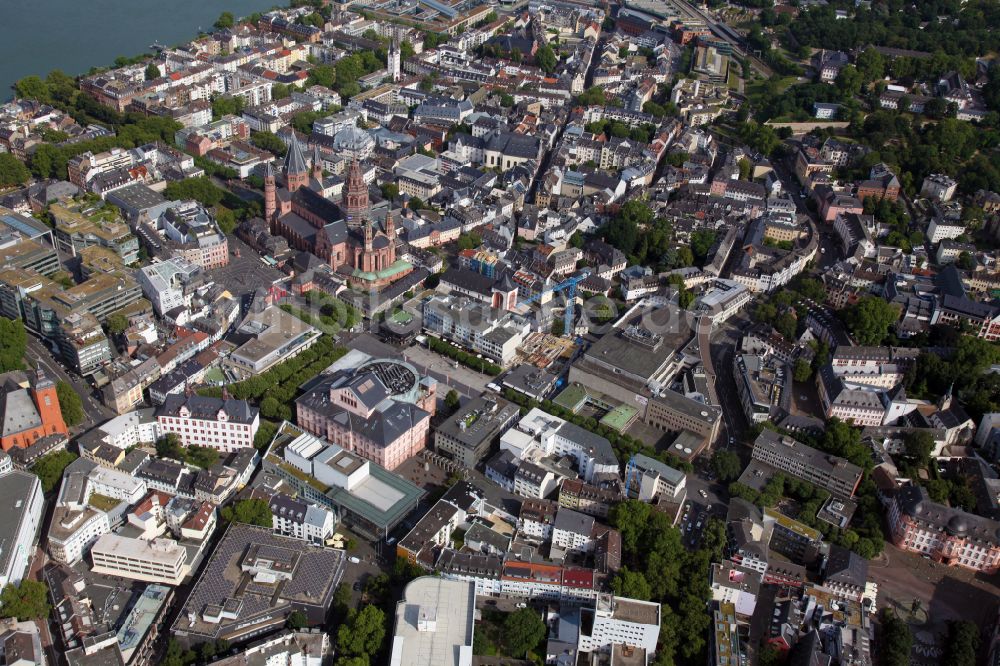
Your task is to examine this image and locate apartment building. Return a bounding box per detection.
[577,594,661,655]
[624,454,686,502]
[422,295,529,367]
[558,479,619,519]
[48,505,111,564]
[551,508,595,553]
[268,492,335,546]
[751,431,863,498]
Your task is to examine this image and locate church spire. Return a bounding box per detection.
[313,144,323,181]
[284,134,309,192]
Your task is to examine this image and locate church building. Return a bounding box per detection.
[266,136,412,289]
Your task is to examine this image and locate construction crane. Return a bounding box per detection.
[518,272,589,336]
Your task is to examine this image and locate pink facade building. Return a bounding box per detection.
[156,394,260,453]
[296,359,437,471]
[888,485,1000,574]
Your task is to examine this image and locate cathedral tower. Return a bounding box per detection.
[263,161,276,223]
[285,135,309,193]
[343,158,369,226]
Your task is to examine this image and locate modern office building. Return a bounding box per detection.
[136,258,202,316]
[90,534,190,585]
[0,456,44,588]
[170,524,346,648]
[434,396,519,467]
[751,430,863,498]
[390,577,476,666]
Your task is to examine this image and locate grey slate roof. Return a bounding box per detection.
[0,381,42,438]
[157,394,258,424]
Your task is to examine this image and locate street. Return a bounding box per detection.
[25,336,113,428]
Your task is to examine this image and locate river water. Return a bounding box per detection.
[0,0,281,101]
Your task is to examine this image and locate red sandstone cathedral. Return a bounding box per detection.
[265,137,410,289]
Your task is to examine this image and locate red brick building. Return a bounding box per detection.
[0,371,68,451]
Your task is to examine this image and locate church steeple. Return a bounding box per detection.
[263,161,276,223]
[284,134,309,192]
[313,144,323,181]
[343,158,369,226]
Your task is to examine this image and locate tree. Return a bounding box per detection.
[536,44,557,74]
[835,65,864,98]
[0,154,31,187]
[793,358,812,382]
[250,131,288,157]
[879,608,913,666]
[0,318,27,372]
[738,157,752,181]
[380,183,399,201]
[106,312,129,335]
[164,177,225,207]
[214,11,235,30]
[286,610,308,630]
[214,206,237,235]
[843,296,899,345]
[504,608,546,658]
[457,232,481,250]
[163,639,197,666]
[145,63,161,81]
[56,381,84,427]
[13,76,50,103]
[610,500,652,553]
[611,566,651,600]
[156,433,186,461]
[710,450,742,482]
[445,389,460,411]
[0,580,50,620]
[337,605,386,659]
[941,620,979,666]
[32,450,77,493]
[956,251,976,270]
[187,445,219,470]
[211,95,245,120]
[221,498,273,527]
[569,231,585,248]
[904,430,935,468]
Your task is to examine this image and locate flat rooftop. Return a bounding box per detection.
[390,577,475,666]
[172,523,345,641]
